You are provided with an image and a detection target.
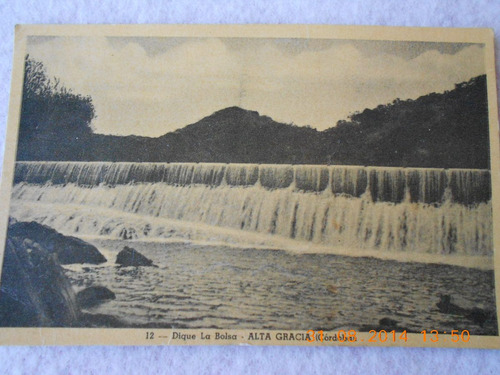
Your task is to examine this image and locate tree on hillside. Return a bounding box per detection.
[17,55,95,160]
[323,75,490,169]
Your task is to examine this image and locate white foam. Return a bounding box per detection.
[9,198,493,270]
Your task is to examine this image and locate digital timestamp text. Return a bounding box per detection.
[305,329,471,343]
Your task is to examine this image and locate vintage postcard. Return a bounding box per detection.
[0,24,498,348]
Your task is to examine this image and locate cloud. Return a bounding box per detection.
[27,37,485,136]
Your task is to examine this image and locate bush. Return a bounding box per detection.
[17,55,96,160]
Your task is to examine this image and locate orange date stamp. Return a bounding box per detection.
[306,329,471,343]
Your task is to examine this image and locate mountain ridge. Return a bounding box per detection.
[17,75,490,169]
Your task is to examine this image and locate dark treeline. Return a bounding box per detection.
[16,56,491,169]
[18,56,95,161]
[324,75,490,168]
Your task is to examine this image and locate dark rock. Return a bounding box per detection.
[76,286,116,309]
[116,246,155,267]
[0,238,80,326]
[8,221,106,264]
[359,317,409,332]
[119,227,137,240]
[437,294,496,328]
[0,222,125,328]
[377,318,400,330]
[436,294,467,315]
[466,308,492,327]
[79,313,125,328]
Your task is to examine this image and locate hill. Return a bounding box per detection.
[17,73,490,168]
[82,107,322,163]
[322,75,490,168]
[153,107,322,164]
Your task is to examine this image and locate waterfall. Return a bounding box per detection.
[14,161,491,204]
[9,161,493,257]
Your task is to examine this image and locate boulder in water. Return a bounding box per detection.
[359,317,407,332]
[116,246,155,267]
[436,294,466,315]
[437,294,496,328]
[8,221,107,264]
[76,286,116,309]
[377,318,400,330]
[79,312,126,328]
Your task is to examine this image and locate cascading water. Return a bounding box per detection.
[10,161,493,258]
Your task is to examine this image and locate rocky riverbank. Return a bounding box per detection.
[0,220,123,327]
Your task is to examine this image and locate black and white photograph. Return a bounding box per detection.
[0,25,498,347]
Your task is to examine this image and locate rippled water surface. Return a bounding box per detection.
[64,239,498,335]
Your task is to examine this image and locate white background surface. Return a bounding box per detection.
[0,1,499,373]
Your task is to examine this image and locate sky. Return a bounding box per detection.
[26,36,485,137]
